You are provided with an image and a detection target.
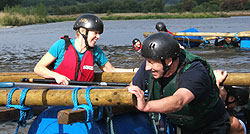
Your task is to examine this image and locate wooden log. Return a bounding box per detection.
[144,32,250,38]
[0,89,136,106]
[94,72,135,83]
[223,73,250,86]
[57,107,99,124]
[0,106,47,123]
[0,108,19,123]
[0,72,249,86]
[57,106,137,124]
[0,72,135,83]
[0,72,43,82]
[204,36,218,40]
[172,32,250,37]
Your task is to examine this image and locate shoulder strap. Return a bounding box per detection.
[60,35,71,50]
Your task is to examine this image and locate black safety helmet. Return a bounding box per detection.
[155,22,167,32]
[73,13,104,34]
[141,32,180,60]
[141,32,180,76]
[132,38,140,45]
[224,86,249,106]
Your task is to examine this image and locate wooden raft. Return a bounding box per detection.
[0,72,250,86]
[0,72,135,83]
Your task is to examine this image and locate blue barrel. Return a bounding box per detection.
[240,37,250,49]
[28,106,155,134]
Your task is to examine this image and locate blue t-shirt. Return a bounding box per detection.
[48,39,108,70]
[132,60,150,90]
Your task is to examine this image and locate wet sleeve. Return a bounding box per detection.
[178,61,212,104]
[93,46,108,66]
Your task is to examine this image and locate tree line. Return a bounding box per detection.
[0,0,250,15]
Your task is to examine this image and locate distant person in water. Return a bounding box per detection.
[155,22,174,36]
[34,13,135,85]
[214,36,240,48]
[132,38,142,53]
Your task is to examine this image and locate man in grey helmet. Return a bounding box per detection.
[128,32,230,133]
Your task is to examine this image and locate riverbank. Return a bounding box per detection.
[0,11,250,28]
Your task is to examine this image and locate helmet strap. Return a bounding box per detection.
[161,59,171,77]
[79,29,93,50]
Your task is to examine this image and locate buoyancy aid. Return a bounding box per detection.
[132,43,142,51]
[147,49,220,128]
[53,35,94,82]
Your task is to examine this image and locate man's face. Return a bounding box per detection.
[145,58,164,79]
[225,38,232,44]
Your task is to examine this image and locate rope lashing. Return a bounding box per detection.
[181,36,191,48]
[202,37,208,44]
[6,88,33,134]
[72,87,103,122]
[106,106,115,134]
[234,32,240,42]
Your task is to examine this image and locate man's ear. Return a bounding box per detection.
[228,96,235,103]
[166,58,173,66]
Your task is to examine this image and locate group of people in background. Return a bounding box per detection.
[34,13,248,134]
[132,23,241,51]
[215,36,241,48]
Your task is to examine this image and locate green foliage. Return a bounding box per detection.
[0,0,21,10]
[152,0,165,12]
[4,4,48,17]
[2,3,48,26]
[0,0,250,16]
[100,12,225,20]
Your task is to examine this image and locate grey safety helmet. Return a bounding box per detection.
[224,86,249,106]
[73,13,104,34]
[141,32,180,76]
[155,22,167,32]
[141,32,180,60]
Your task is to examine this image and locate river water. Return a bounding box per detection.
[0,16,250,73]
[0,16,250,133]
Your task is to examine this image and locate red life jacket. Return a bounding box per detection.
[132,43,142,51]
[53,36,94,82]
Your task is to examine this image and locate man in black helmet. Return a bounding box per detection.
[128,32,230,133]
[214,70,249,134]
[155,22,174,36]
[35,13,134,85]
[132,38,142,53]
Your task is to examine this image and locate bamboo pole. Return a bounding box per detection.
[0,89,135,106]
[0,72,135,83]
